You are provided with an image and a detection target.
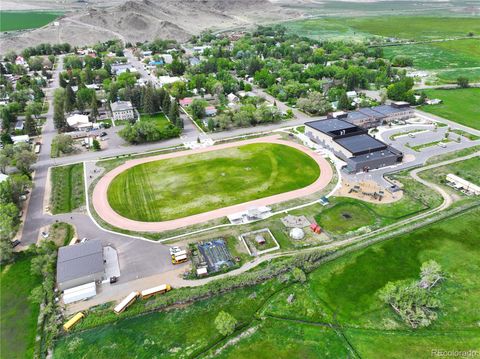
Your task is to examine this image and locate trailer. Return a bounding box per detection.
[34,144,41,154]
[63,282,97,304]
[63,312,85,331]
[140,284,172,300]
[114,291,139,314]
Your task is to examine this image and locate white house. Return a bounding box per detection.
[227,93,240,103]
[158,76,182,87]
[110,101,135,121]
[159,54,173,64]
[11,135,30,144]
[67,114,92,129]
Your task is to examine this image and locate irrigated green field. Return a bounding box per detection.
[419,88,480,130]
[53,207,480,358]
[107,143,321,221]
[285,16,480,41]
[0,11,62,32]
[1,255,42,359]
[383,39,480,70]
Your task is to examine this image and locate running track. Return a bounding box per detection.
[92,135,333,232]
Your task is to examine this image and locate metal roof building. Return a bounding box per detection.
[57,240,104,291]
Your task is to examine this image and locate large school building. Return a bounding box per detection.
[305,118,403,173]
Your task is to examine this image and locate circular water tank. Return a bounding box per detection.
[289,227,305,240]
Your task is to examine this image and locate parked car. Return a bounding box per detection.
[41,231,49,238]
[169,246,182,256]
[100,131,108,137]
[110,276,118,284]
[11,240,20,248]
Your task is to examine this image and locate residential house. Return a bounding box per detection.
[110,101,135,121]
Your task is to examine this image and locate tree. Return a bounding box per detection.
[292,267,306,283]
[0,154,9,174]
[53,88,67,130]
[90,95,99,121]
[190,99,207,120]
[24,112,37,136]
[0,240,13,265]
[297,92,332,115]
[25,102,43,120]
[14,150,36,174]
[457,76,469,88]
[337,92,351,111]
[162,94,171,114]
[64,84,76,113]
[214,311,237,336]
[52,134,74,155]
[207,118,215,132]
[143,85,156,115]
[419,260,444,290]
[92,139,101,151]
[168,101,180,127]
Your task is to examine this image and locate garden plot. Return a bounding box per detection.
[240,228,280,256]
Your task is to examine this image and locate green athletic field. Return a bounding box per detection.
[0,11,62,32]
[107,143,321,221]
[419,88,480,130]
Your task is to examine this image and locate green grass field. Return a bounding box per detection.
[419,88,480,130]
[107,143,320,221]
[53,207,480,358]
[140,112,171,129]
[50,164,85,214]
[1,255,42,359]
[383,39,480,70]
[315,200,377,235]
[0,11,62,32]
[420,156,480,188]
[285,16,480,41]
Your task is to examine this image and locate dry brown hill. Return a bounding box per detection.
[0,0,297,53]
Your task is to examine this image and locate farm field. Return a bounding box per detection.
[0,11,62,32]
[107,143,320,221]
[50,163,85,214]
[53,207,480,358]
[285,16,480,41]
[1,255,42,359]
[419,88,480,130]
[382,39,480,71]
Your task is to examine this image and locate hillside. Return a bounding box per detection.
[0,0,295,53]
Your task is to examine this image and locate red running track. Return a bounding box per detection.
[92,135,333,232]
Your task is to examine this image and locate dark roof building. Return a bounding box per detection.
[57,240,104,291]
[335,134,387,156]
[305,119,403,173]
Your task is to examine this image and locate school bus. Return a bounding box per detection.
[63,312,85,331]
[172,253,188,264]
[140,284,172,300]
[113,291,139,314]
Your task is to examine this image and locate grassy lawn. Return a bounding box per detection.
[315,200,377,235]
[419,88,480,130]
[50,164,85,214]
[48,222,75,246]
[0,11,62,32]
[383,38,480,70]
[1,255,42,359]
[53,207,480,358]
[436,67,480,84]
[140,112,170,129]
[107,143,320,221]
